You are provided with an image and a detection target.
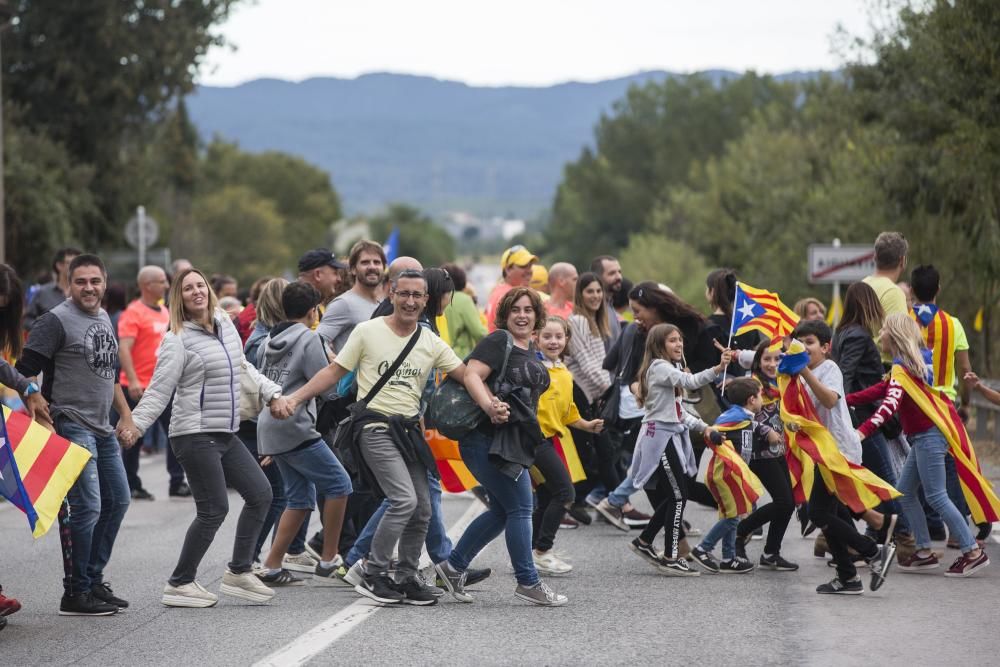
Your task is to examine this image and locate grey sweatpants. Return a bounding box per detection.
[168,432,272,586]
[358,425,431,581]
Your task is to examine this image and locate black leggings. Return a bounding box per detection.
[639,441,689,559]
[532,439,575,552]
[737,457,795,555]
[808,478,877,581]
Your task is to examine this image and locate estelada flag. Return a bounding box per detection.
[778,374,900,513]
[425,428,480,493]
[891,366,1000,523]
[705,420,764,518]
[910,304,958,391]
[730,282,800,347]
[0,406,91,537]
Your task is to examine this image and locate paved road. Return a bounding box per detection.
[2,452,999,666]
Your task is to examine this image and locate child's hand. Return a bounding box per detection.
[587,419,605,434]
[719,348,733,366]
[964,371,982,390]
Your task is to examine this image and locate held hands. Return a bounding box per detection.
[964,371,982,391]
[485,397,510,424]
[269,395,296,420]
[116,419,140,449]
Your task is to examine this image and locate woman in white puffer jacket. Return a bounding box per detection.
[129,268,285,609]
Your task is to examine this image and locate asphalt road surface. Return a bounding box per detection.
[2,451,999,666]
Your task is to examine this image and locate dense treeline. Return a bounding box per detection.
[543,0,1000,369]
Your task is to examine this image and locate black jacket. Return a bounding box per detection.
[831,324,883,423]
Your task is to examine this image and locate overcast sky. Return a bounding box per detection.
[199,0,874,88]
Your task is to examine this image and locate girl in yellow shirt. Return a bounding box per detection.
[532,317,604,575]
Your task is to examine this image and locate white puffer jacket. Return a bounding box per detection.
[132,311,281,438]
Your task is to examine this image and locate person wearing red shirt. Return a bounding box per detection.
[485,245,537,332]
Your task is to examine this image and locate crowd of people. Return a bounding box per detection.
[0,229,997,628]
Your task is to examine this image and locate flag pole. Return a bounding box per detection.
[720,282,739,388]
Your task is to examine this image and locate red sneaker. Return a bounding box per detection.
[944,550,990,578]
[897,552,939,572]
[0,586,22,616]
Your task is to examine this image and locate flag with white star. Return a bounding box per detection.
[730,282,800,345]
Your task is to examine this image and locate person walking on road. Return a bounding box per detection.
[124,268,287,608]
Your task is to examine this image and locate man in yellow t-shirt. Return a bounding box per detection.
[862,231,908,361]
[275,269,503,605]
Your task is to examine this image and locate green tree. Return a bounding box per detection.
[618,234,712,307]
[367,204,455,267]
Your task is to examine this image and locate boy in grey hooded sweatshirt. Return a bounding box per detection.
[256,282,352,585]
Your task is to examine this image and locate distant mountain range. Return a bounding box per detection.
[188,70,823,219]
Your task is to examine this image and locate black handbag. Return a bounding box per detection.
[427,330,513,440]
[598,324,636,426]
[331,327,423,454]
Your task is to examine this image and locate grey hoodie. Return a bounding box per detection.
[256,321,337,455]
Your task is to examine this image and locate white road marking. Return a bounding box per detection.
[253,498,484,667]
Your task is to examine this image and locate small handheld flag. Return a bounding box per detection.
[730,282,800,347]
[0,406,92,537]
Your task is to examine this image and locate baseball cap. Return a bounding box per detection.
[530,264,549,291]
[500,244,538,269]
[298,248,347,272]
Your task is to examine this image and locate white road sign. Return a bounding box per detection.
[808,244,875,284]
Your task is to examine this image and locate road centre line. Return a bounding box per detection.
[253,498,485,667]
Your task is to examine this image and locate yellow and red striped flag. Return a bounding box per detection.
[891,366,1000,523]
[777,375,900,513]
[705,422,764,518]
[910,304,957,392]
[1,406,91,538]
[530,434,587,486]
[731,282,800,347]
[425,429,480,493]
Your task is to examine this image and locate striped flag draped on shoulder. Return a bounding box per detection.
[705,420,764,518]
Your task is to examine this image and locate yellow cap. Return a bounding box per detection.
[530,264,549,291]
[500,245,538,270]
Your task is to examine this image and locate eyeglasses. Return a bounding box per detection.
[393,290,426,301]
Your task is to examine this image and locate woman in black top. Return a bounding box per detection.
[437,287,568,607]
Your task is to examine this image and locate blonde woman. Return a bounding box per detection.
[126,268,288,607]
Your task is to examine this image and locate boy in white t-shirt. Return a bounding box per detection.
[792,320,894,595]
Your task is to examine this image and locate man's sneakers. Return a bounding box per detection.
[866,542,896,592]
[161,581,219,608]
[59,592,118,616]
[816,576,864,595]
[719,557,755,574]
[168,482,192,498]
[945,549,990,577]
[690,546,721,574]
[396,577,439,606]
[342,560,365,587]
[282,551,319,574]
[897,549,940,572]
[256,568,304,587]
[0,586,21,617]
[91,582,129,609]
[220,569,275,603]
[592,498,629,532]
[130,487,155,501]
[315,559,353,587]
[533,549,573,575]
[759,553,799,571]
[355,573,404,605]
[514,581,567,607]
[433,561,474,603]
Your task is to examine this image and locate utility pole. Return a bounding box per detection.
[0,1,11,265]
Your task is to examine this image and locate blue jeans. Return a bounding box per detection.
[274,440,352,510]
[607,477,639,509]
[448,430,538,587]
[346,471,451,566]
[861,431,909,533]
[698,517,738,560]
[898,426,976,552]
[57,417,131,595]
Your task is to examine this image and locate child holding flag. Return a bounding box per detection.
[628,323,730,576]
[532,317,604,575]
[690,377,772,574]
[848,313,994,577]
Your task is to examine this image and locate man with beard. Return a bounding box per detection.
[318,240,387,353]
[590,255,624,345]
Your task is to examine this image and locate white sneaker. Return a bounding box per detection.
[343,559,365,587]
[220,569,275,603]
[533,550,573,575]
[282,552,319,573]
[162,581,218,608]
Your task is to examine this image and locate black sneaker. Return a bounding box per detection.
[168,482,192,498]
[567,504,592,526]
[130,488,155,501]
[256,568,304,586]
[816,576,863,595]
[59,592,119,616]
[396,577,439,606]
[877,513,898,548]
[751,527,764,541]
[866,542,896,592]
[464,566,492,587]
[629,538,662,568]
[354,574,404,604]
[735,536,749,561]
[719,557,755,574]
[759,553,799,571]
[690,546,720,574]
[91,582,129,609]
[976,522,993,542]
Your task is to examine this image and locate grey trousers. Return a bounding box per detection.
[358,425,431,581]
[168,432,272,586]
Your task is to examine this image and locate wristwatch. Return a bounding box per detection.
[24,382,40,396]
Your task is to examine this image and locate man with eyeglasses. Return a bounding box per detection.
[273,269,505,605]
[485,245,538,332]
